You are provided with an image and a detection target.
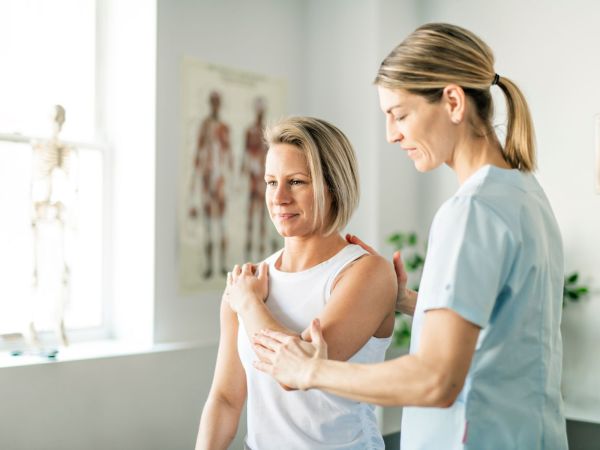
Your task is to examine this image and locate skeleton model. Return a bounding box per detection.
[29,105,78,348]
[188,91,233,279]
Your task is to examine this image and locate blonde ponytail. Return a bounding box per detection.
[496,76,536,171]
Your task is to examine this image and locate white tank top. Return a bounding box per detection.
[237,244,392,450]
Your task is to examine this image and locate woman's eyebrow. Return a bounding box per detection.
[264,172,310,178]
[386,104,404,114]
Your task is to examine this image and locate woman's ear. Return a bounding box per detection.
[442,84,466,125]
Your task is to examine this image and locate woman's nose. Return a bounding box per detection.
[272,184,291,204]
[386,119,404,144]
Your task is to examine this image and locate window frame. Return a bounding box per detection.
[0,0,114,349]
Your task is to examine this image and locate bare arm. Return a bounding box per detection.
[254,308,479,407]
[196,296,247,450]
[229,254,396,362]
[346,234,417,316]
[302,254,396,361]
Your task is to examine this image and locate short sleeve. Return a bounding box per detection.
[418,195,514,328]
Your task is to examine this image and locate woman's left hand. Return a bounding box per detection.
[226,262,269,313]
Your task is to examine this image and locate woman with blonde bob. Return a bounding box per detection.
[196,117,397,450]
[252,23,569,449]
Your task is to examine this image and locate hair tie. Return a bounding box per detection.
[492,73,500,86]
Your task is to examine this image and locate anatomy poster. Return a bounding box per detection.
[179,58,286,295]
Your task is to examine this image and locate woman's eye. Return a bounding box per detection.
[394,115,406,122]
[290,179,304,186]
[265,180,276,187]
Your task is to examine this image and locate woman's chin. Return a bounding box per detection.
[414,159,439,173]
[275,227,315,239]
[274,226,293,238]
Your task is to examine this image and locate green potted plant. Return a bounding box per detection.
[563,272,590,307]
[387,232,426,348]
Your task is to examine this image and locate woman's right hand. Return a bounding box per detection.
[225,262,269,314]
[346,234,415,314]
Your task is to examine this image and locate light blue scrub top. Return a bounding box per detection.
[401,165,568,450]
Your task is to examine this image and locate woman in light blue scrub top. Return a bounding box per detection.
[252,23,569,449]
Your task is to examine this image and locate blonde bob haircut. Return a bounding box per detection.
[375,23,536,172]
[264,117,359,236]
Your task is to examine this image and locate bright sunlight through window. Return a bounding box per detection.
[0,0,104,337]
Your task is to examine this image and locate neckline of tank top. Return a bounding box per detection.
[270,244,365,277]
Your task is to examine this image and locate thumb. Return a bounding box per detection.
[301,327,311,341]
[310,318,324,346]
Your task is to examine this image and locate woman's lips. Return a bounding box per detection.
[277,213,299,220]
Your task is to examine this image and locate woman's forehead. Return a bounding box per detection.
[265,143,309,174]
[378,86,418,112]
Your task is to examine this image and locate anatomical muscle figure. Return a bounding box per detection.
[240,97,269,261]
[188,91,233,279]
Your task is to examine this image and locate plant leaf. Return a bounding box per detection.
[408,233,417,246]
[567,272,579,284]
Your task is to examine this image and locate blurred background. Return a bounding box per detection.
[0,1,598,449]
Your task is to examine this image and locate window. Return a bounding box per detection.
[0,0,106,341]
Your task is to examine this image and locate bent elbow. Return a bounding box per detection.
[426,372,464,408]
[436,391,460,408]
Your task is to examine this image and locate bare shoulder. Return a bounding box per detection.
[333,252,396,298]
[341,253,395,282]
[325,251,396,344]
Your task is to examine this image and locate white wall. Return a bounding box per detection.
[415,0,600,423]
[0,346,217,450]
[373,0,424,256]
[303,0,380,244]
[303,0,424,256]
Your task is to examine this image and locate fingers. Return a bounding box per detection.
[257,261,269,281]
[232,264,241,282]
[392,251,408,284]
[226,271,232,287]
[231,262,262,281]
[242,263,253,275]
[252,360,272,374]
[252,329,286,351]
[253,342,274,362]
[256,328,289,343]
[345,233,380,256]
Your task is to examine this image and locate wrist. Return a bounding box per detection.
[397,289,417,315]
[302,358,322,391]
[238,293,263,315]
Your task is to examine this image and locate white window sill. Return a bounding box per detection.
[0,339,208,369]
